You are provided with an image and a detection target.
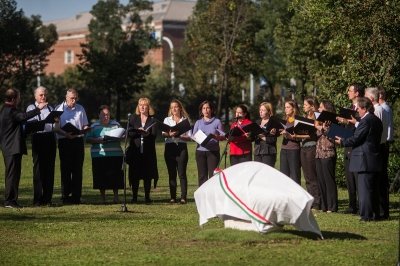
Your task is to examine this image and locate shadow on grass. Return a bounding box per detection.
[286,229,366,240]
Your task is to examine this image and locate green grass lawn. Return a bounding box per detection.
[0,142,398,265]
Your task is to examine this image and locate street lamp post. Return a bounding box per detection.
[162,36,175,91]
[37,38,44,87]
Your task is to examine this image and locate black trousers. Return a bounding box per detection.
[316,157,338,212]
[358,171,379,220]
[3,153,22,205]
[344,147,358,212]
[230,153,252,166]
[300,146,320,209]
[378,143,390,218]
[164,143,188,200]
[58,137,84,203]
[32,132,56,204]
[254,153,276,167]
[280,149,301,185]
[196,150,220,187]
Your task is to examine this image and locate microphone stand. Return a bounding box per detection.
[120,113,131,212]
[217,117,240,169]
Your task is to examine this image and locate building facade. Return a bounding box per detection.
[44,0,196,75]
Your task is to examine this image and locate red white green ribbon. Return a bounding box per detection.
[215,168,271,225]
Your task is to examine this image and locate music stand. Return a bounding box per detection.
[120,115,131,212]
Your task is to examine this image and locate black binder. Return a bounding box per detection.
[241,122,266,136]
[44,111,64,123]
[316,111,338,124]
[24,120,45,134]
[327,123,353,139]
[62,123,81,135]
[293,116,316,135]
[159,119,191,136]
[338,107,357,120]
[264,117,285,132]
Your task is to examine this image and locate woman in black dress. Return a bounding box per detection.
[126,97,159,204]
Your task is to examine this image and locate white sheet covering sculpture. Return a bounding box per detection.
[194,161,323,238]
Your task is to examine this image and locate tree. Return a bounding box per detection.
[0,0,57,96]
[177,0,262,123]
[271,0,400,105]
[79,0,157,121]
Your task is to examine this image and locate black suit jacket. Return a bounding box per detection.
[0,104,40,156]
[342,112,382,172]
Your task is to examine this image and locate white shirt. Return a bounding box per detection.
[26,103,54,133]
[55,102,89,139]
[380,101,394,141]
[163,116,190,144]
[373,103,389,144]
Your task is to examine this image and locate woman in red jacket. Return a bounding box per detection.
[229,104,253,166]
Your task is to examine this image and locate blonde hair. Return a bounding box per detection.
[135,97,155,115]
[259,102,274,116]
[168,99,190,120]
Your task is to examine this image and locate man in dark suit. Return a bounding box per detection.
[0,88,47,208]
[338,83,364,214]
[336,97,383,221]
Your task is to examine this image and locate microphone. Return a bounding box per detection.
[127,113,131,118]
[234,116,243,121]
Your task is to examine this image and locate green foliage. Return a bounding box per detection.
[79,0,157,121]
[270,0,400,105]
[177,0,262,123]
[0,0,57,93]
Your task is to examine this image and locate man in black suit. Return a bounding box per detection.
[338,83,364,214]
[336,97,383,221]
[0,88,47,208]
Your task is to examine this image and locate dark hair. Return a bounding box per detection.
[349,83,365,97]
[235,104,250,119]
[284,99,300,118]
[4,88,19,102]
[98,104,110,114]
[304,96,319,118]
[320,100,335,113]
[357,97,374,113]
[198,100,215,118]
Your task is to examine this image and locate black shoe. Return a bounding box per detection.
[4,202,23,209]
[145,198,152,205]
[131,198,137,203]
[169,199,176,204]
[33,202,42,207]
[180,199,187,204]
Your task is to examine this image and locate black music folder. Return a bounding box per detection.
[264,117,285,131]
[130,120,158,134]
[62,123,81,135]
[159,119,191,136]
[44,111,63,123]
[24,120,45,134]
[316,111,338,124]
[241,122,266,136]
[191,129,214,146]
[293,116,316,135]
[338,107,357,120]
[327,123,353,139]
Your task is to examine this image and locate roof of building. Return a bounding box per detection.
[45,0,196,34]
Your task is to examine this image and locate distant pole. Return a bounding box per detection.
[37,38,44,87]
[250,74,254,105]
[162,36,175,91]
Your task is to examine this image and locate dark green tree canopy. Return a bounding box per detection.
[0,0,57,94]
[79,0,157,120]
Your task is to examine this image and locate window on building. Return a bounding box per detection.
[64,50,74,64]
